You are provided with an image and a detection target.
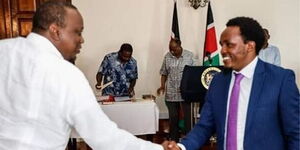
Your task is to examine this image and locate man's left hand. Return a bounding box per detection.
[128,88,135,97]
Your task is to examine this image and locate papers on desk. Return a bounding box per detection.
[98,95,114,102]
[114,96,131,102]
[97,93,156,105]
[97,95,132,105]
[98,96,131,102]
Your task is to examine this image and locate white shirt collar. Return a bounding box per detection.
[26,33,64,59]
[233,57,258,79]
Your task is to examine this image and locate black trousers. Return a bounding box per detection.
[165,101,192,142]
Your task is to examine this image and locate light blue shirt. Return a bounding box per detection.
[258,44,281,66]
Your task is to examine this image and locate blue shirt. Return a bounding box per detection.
[258,44,281,66]
[98,52,138,96]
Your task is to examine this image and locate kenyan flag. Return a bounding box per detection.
[203,2,220,66]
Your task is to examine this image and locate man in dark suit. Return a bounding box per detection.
[166,16,300,150]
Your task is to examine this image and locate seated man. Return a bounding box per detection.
[95,43,138,97]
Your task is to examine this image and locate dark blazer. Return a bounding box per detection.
[181,59,300,150]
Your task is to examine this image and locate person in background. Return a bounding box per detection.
[95,43,137,97]
[157,38,194,142]
[166,16,299,150]
[258,28,281,66]
[0,1,170,150]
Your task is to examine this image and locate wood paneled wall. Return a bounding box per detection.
[0,0,71,39]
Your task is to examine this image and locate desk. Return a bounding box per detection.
[100,100,159,135]
[69,100,159,150]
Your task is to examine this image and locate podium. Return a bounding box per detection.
[180,65,224,102]
[180,65,224,125]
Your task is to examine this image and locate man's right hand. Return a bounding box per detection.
[162,141,181,150]
[95,83,102,90]
[157,86,165,96]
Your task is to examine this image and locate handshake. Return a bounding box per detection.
[161,140,182,150]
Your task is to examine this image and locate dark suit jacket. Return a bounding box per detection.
[181,59,300,150]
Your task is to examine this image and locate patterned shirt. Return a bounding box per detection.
[258,44,281,66]
[98,52,138,96]
[160,50,194,102]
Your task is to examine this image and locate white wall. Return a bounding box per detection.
[73,0,300,115]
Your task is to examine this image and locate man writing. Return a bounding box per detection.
[166,16,300,150]
[95,43,137,97]
[0,1,169,150]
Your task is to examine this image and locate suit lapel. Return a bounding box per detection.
[244,59,266,134]
[218,71,232,135]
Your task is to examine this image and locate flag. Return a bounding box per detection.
[171,1,180,40]
[171,1,185,130]
[203,2,220,66]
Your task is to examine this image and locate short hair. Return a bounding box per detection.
[119,43,133,53]
[32,1,77,33]
[226,17,265,55]
[170,38,181,45]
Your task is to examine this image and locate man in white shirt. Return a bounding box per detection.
[0,1,169,150]
[166,17,299,150]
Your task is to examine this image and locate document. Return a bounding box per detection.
[114,96,131,102]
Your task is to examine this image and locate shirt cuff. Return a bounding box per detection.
[177,143,186,150]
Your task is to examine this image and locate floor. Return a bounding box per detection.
[68,119,216,150]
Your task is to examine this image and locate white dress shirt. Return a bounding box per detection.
[223,57,258,150]
[0,33,163,150]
